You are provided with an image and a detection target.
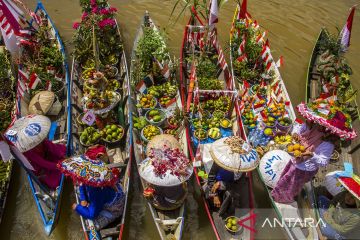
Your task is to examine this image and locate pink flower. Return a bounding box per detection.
[81,12,88,20]
[90,0,96,7]
[99,8,109,15]
[98,18,116,28]
[92,6,98,13]
[109,7,117,13]
[73,22,80,29]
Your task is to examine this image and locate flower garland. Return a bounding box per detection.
[148,146,190,178]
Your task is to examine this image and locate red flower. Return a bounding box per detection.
[92,6,98,13]
[81,12,88,20]
[73,22,80,29]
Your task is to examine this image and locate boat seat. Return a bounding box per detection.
[100,226,120,238]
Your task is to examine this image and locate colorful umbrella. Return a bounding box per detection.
[58,155,119,187]
[5,115,51,152]
[338,175,360,201]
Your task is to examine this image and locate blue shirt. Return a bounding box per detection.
[215,168,234,182]
[75,184,124,219]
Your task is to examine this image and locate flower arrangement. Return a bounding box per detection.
[148,147,190,178]
[73,0,122,65]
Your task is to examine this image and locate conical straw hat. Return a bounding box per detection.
[5,115,51,152]
[146,134,181,156]
[28,91,62,116]
[210,136,259,173]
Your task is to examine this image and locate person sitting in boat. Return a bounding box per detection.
[59,145,125,230]
[318,188,360,240]
[143,183,188,210]
[206,162,242,216]
[5,115,65,190]
[271,99,357,204]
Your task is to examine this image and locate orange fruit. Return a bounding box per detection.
[299,146,305,152]
[293,144,300,151]
[287,145,294,152]
[294,150,301,157]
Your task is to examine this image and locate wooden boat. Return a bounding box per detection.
[70,2,131,240]
[130,11,188,240]
[0,44,15,225]
[229,2,318,239]
[305,27,360,239]
[180,5,255,240]
[1,2,71,235]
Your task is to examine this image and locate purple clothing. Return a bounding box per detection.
[24,139,66,190]
[271,160,317,203]
[271,123,334,203]
[292,123,334,171]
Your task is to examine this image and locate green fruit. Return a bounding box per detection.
[112,132,117,138]
[231,219,237,225]
[226,223,232,229]
[111,125,117,131]
[106,135,112,141]
[149,110,158,117]
[231,226,237,231]
[106,129,112,135]
[153,115,162,122]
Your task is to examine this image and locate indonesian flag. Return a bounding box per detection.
[241,79,250,96]
[272,81,281,96]
[275,56,284,68]
[253,103,264,112]
[28,72,41,89]
[17,69,28,97]
[154,57,170,79]
[339,6,356,53]
[238,0,250,20]
[323,82,331,93]
[265,61,273,73]
[253,20,259,30]
[261,40,271,63]
[136,80,147,94]
[238,34,246,56]
[237,53,248,63]
[256,30,267,44]
[209,0,218,26]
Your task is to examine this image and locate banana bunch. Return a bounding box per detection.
[274,134,292,145]
[0,161,10,182]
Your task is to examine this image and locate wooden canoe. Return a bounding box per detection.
[70,3,132,240]
[179,7,255,240]
[129,11,188,240]
[229,3,319,240]
[305,27,360,239]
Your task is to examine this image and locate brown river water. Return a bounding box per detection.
[0,0,359,239]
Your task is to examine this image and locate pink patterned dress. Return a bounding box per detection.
[24,139,66,190]
[271,124,334,203]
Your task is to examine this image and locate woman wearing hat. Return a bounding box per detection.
[271,99,357,203]
[5,115,66,190]
[318,174,360,239]
[59,145,125,230]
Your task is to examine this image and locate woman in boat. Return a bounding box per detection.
[271,99,356,204]
[5,115,65,190]
[206,162,242,216]
[67,145,125,230]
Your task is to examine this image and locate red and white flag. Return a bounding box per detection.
[28,72,41,89]
[209,0,218,26]
[275,56,284,68]
[154,57,170,79]
[238,0,250,20]
[136,80,147,94]
[238,34,246,56]
[261,40,271,63]
[256,30,267,44]
[237,54,248,63]
[252,20,259,30]
[339,6,356,52]
[17,69,28,97]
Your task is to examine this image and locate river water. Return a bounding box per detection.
[1,0,359,239]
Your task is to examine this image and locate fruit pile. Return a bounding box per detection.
[208,117,221,128]
[164,128,177,137]
[220,118,232,129]
[208,127,221,139]
[277,117,292,126]
[225,217,240,232]
[202,96,231,112]
[103,65,117,79]
[267,103,286,118]
[100,124,124,142]
[192,118,209,130]
[81,67,96,80]
[263,116,276,128]
[242,109,257,128]
[106,79,120,91]
[274,134,292,145]
[195,129,207,140]
[287,143,306,157]
[133,116,147,130]
[264,128,274,136]
[142,125,162,141]
[147,82,177,98]
[80,126,100,146]
[137,94,157,109]
[159,96,174,107]
[146,109,165,124]
[167,116,179,129]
